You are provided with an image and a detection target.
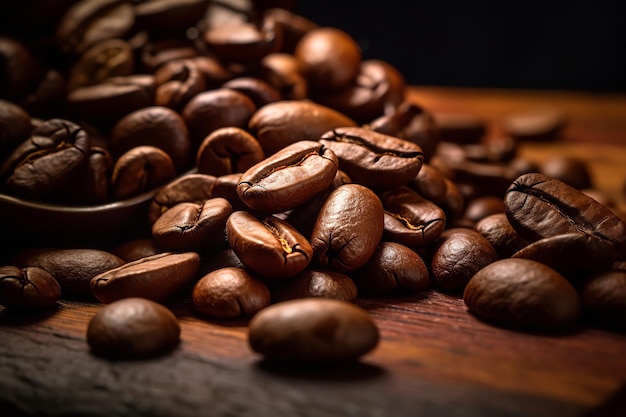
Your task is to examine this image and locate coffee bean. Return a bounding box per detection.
[222,76,282,109]
[270,269,357,303]
[474,213,529,259]
[67,38,134,91]
[0,99,32,155]
[148,173,217,225]
[433,112,486,144]
[112,238,163,263]
[248,298,379,363]
[196,127,265,177]
[0,265,61,310]
[464,258,581,330]
[580,263,626,330]
[539,155,592,189]
[87,297,180,359]
[191,267,270,318]
[90,252,201,304]
[153,58,207,111]
[503,106,566,142]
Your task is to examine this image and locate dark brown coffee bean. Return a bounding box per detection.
[319,126,424,190]
[148,173,217,225]
[433,112,486,144]
[199,248,246,274]
[133,0,210,36]
[580,263,626,330]
[152,198,232,253]
[112,238,163,263]
[270,269,357,303]
[539,156,592,189]
[203,18,282,63]
[196,127,265,177]
[87,297,180,359]
[153,58,207,111]
[211,173,248,212]
[352,242,430,295]
[248,298,379,363]
[110,106,191,172]
[259,52,308,100]
[57,146,113,204]
[0,265,61,310]
[441,176,465,223]
[462,196,505,224]
[1,119,90,199]
[311,184,384,272]
[511,233,615,281]
[505,173,626,260]
[138,38,200,73]
[294,27,361,91]
[503,106,566,142]
[237,140,338,213]
[190,56,236,90]
[380,186,446,249]
[408,163,448,206]
[10,248,125,299]
[226,211,313,279]
[464,258,581,330]
[0,99,32,155]
[111,145,177,200]
[222,76,282,109]
[67,38,134,91]
[475,213,529,259]
[90,252,201,303]
[431,228,498,291]
[248,99,356,156]
[182,88,256,148]
[191,267,270,318]
[262,7,318,53]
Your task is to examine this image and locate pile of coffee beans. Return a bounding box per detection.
[1,0,626,362]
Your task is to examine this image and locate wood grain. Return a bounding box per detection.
[2,87,626,417]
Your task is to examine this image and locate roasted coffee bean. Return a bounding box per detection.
[504,173,626,260]
[152,198,232,253]
[112,238,163,263]
[66,74,156,125]
[226,211,313,279]
[294,27,361,91]
[148,173,217,225]
[319,126,424,190]
[191,267,270,318]
[237,140,338,213]
[182,88,256,148]
[0,99,32,155]
[464,258,581,330]
[190,56,236,90]
[87,297,180,359]
[461,196,505,224]
[58,146,113,204]
[433,112,486,144]
[248,298,379,363]
[262,7,318,53]
[248,99,356,156]
[138,38,200,74]
[474,213,529,259]
[196,127,265,177]
[91,252,201,303]
[153,58,207,111]
[352,241,430,295]
[211,173,248,212]
[199,248,246,275]
[580,262,626,330]
[10,248,125,299]
[368,101,440,162]
[222,76,282,108]
[67,38,134,91]
[259,52,308,100]
[461,136,517,164]
[503,106,566,142]
[110,106,191,172]
[111,145,177,200]
[133,0,210,36]
[539,156,592,189]
[408,163,448,206]
[0,265,61,310]
[310,184,384,272]
[56,0,135,55]
[380,186,446,249]
[270,269,357,303]
[511,233,615,281]
[1,119,89,199]
[430,228,498,291]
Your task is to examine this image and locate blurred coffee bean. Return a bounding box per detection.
[539,155,592,189]
[503,106,566,142]
[270,269,357,303]
[0,265,61,310]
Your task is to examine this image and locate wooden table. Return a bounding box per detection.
[2,87,626,417]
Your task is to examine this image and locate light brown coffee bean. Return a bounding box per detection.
[87,297,180,359]
[248,298,379,363]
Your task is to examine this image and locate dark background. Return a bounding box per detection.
[294,0,626,93]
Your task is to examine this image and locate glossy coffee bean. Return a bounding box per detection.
[222,76,282,109]
[270,269,357,303]
[352,242,430,295]
[152,198,232,253]
[319,126,424,190]
[259,52,308,100]
[153,58,207,111]
[237,140,338,213]
[56,146,113,205]
[87,297,180,359]
[111,145,177,200]
[148,173,217,225]
[580,263,626,330]
[196,127,265,177]
[430,228,498,291]
[226,211,313,279]
[248,298,379,363]
[380,186,446,249]
[191,267,270,318]
[10,248,125,299]
[505,173,626,260]
[464,258,581,330]
[90,252,201,304]
[474,213,529,259]
[262,7,318,53]
[311,184,384,272]
[0,265,61,310]
[408,163,448,206]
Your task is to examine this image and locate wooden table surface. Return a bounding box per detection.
[2,86,626,417]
